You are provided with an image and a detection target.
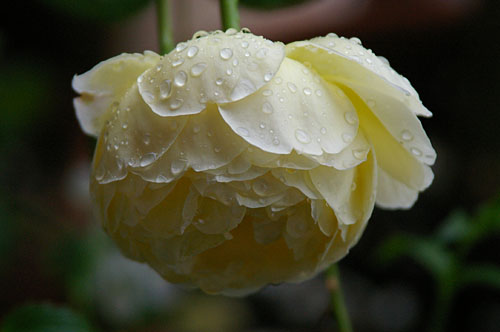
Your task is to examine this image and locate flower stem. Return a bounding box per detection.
[156,0,175,54]
[326,264,353,332]
[220,0,240,31]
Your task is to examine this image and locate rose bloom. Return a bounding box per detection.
[73,29,435,295]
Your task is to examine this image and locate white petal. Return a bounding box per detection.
[219,58,358,155]
[138,31,285,117]
[271,169,322,199]
[286,35,432,118]
[73,51,160,136]
[376,167,420,209]
[309,151,377,230]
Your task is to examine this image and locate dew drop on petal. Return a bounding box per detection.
[159,79,172,99]
[256,48,269,59]
[226,68,233,75]
[236,127,250,137]
[171,160,186,175]
[190,62,207,77]
[259,122,266,129]
[187,46,199,58]
[262,89,273,96]
[272,137,280,145]
[295,129,311,144]
[411,147,422,156]
[344,111,358,125]
[139,153,156,167]
[350,37,362,45]
[401,130,414,141]
[342,132,354,143]
[351,182,357,191]
[216,78,224,86]
[303,87,312,96]
[264,73,273,82]
[320,127,327,135]
[352,149,365,160]
[287,82,297,93]
[232,58,239,66]
[241,41,249,48]
[174,71,187,87]
[220,48,233,60]
[262,102,274,114]
[169,98,183,110]
[172,58,184,67]
[175,42,188,52]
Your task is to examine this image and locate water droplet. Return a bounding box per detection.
[156,174,168,182]
[175,42,187,52]
[244,51,250,57]
[350,37,362,45]
[264,73,273,82]
[351,182,357,191]
[226,68,233,75]
[295,129,311,144]
[190,62,207,77]
[262,102,274,114]
[159,79,172,99]
[256,48,268,58]
[220,48,233,60]
[320,127,327,135]
[352,149,365,160]
[287,82,297,93]
[122,122,128,129]
[171,160,186,175]
[275,77,283,84]
[259,122,266,129]
[327,41,336,47]
[214,147,221,153]
[232,58,239,66]
[272,137,280,145]
[279,97,284,103]
[342,132,354,143]
[155,64,163,72]
[169,98,183,110]
[303,87,312,96]
[237,127,250,136]
[315,89,323,96]
[303,111,309,117]
[401,130,413,141]
[172,58,184,67]
[411,147,422,156]
[378,56,390,65]
[174,71,187,87]
[193,125,201,133]
[262,89,273,96]
[230,78,256,100]
[241,41,249,48]
[215,78,224,86]
[327,32,338,38]
[187,46,199,58]
[344,111,358,125]
[139,153,156,167]
[366,58,373,64]
[367,99,376,108]
[225,28,237,35]
[143,133,151,145]
[137,75,144,83]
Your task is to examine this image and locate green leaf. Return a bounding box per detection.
[1,303,96,332]
[460,264,500,290]
[40,0,153,22]
[377,234,456,280]
[435,209,470,245]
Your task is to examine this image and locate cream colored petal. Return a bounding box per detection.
[376,167,420,209]
[192,196,246,234]
[138,30,285,117]
[73,51,160,136]
[271,169,322,199]
[309,151,377,229]
[306,129,371,170]
[219,58,358,155]
[286,35,432,118]
[93,84,188,184]
[341,84,434,191]
[310,200,338,236]
[335,82,436,166]
[131,103,249,183]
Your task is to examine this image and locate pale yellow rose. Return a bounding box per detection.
[73,29,435,295]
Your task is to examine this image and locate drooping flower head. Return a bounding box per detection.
[73,29,435,295]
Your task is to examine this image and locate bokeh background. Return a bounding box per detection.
[1,0,499,331]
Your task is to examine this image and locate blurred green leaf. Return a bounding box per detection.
[241,0,309,9]
[377,234,455,280]
[1,303,96,332]
[460,264,500,290]
[435,210,470,245]
[40,0,153,22]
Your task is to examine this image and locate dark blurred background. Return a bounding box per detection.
[1,0,499,331]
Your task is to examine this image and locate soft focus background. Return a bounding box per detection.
[1,0,499,331]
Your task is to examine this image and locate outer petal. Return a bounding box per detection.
[286,34,432,117]
[92,84,188,184]
[340,84,434,193]
[309,151,377,233]
[219,58,358,155]
[73,51,160,136]
[138,30,285,117]
[376,168,419,209]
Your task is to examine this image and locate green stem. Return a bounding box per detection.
[220,0,240,30]
[428,278,455,332]
[156,0,175,54]
[326,264,353,332]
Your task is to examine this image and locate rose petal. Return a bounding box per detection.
[286,35,432,118]
[73,51,160,136]
[219,58,358,155]
[138,30,285,117]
